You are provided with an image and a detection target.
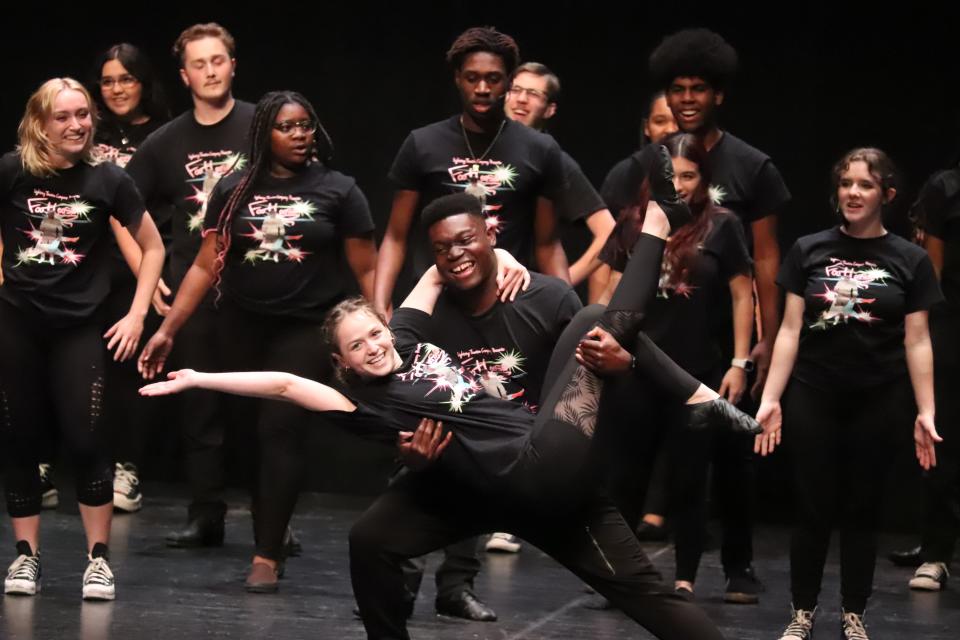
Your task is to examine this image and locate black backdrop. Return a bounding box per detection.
[3,4,958,514]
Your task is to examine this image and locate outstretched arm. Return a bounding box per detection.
[140,369,356,413]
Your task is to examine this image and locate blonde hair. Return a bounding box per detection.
[17,78,97,177]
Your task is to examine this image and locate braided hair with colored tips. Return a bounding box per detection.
[209,90,334,299]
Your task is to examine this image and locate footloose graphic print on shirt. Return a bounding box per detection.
[811,258,890,329]
[17,190,92,266]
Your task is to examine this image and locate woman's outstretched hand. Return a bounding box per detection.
[914,413,942,471]
[397,418,452,471]
[753,399,782,456]
[494,248,531,302]
[139,369,199,397]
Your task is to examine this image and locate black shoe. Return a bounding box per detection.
[630,144,692,231]
[724,566,763,604]
[687,397,762,435]
[435,591,497,621]
[674,586,694,601]
[888,545,922,568]
[165,518,225,548]
[282,526,302,557]
[634,521,669,542]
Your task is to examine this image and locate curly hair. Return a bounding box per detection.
[446,26,520,74]
[648,28,738,92]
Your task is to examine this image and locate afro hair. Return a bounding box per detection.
[446,26,521,75]
[648,28,739,92]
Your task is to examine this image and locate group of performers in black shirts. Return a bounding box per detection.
[0,21,956,640]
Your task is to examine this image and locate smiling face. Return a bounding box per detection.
[428,212,497,292]
[643,94,678,144]
[270,102,314,174]
[666,76,723,134]
[45,88,93,164]
[671,155,703,205]
[455,51,508,125]
[504,71,555,129]
[837,160,893,228]
[100,59,143,120]
[179,36,235,104]
[334,310,399,380]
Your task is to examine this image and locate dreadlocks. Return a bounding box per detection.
[209,90,334,298]
[446,26,520,74]
[648,28,739,92]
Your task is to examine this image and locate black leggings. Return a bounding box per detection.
[515,233,700,510]
[0,300,113,516]
[784,376,913,614]
[215,302,332,561]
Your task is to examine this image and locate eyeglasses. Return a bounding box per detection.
[100,75,139,90]
[273,120,317,135]
[507,85,548,103]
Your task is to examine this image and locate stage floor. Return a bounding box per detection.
[1,485,957,639]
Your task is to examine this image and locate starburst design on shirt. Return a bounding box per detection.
[485,215,502,233]
[492,165,518,188]
[861,268,891,283]
[493,350,526,374]
[708,184,726,205]
[224,153,248,172]
[287,200,317,220]
[187,210,206,232]
[65,200,94,220]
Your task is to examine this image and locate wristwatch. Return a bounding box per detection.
[730,358,755,373]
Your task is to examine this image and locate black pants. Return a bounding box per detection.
[0,300,113,515]
[351,474,723,640]
[404,304,613,601]
[174,301,230,520]
[102,263,163,466]
[784,376,913,614]
[215,302,332,560]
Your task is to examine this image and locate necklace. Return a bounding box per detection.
[459,116,506,160]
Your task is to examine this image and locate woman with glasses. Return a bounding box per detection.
[93,44,170,168]
[138,91,377,592]
[91,43,172,514]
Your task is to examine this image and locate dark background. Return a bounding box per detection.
[3,3,957,521]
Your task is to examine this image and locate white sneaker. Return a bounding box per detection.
[113,463,142,513]
[5,542,41,595]
[841,610,869,640]
[909,561,949,591]
[82,556,115,601]
[777,606,815,640]
[39,463,59,510]
[485,533,521,553]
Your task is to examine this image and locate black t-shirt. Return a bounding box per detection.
[326,307,536,493]
[0,153,144,324]
[558,152,605,223]
[777,227,943,390]
[424,273,582,410]
[126,101,255,286]
[93,118,165,169]
[600,208,752,374]
[601,133,791,248]
[389,116,567,273]
[203,163,374,320]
